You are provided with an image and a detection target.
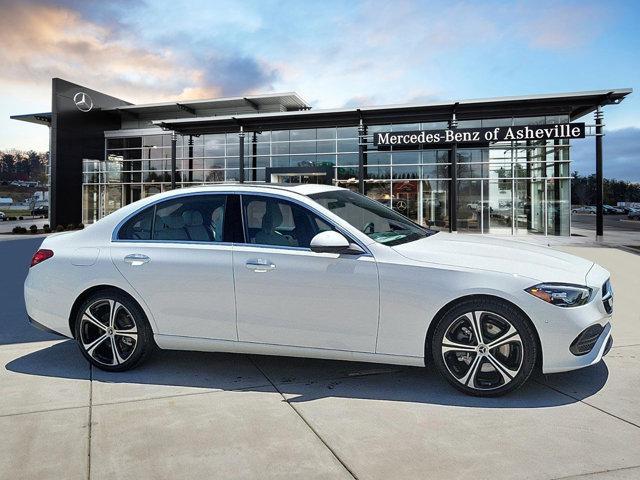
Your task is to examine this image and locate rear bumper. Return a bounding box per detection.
[24,270,74,338]
[28,315,68,338]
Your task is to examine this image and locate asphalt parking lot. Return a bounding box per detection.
[571,213,640,233]
[1,236,639,479]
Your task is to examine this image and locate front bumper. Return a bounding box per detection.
[543,321,612,374]
[527,262,614,374]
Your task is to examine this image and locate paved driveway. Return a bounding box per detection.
[1,237,639,479]
[0,218,48,234]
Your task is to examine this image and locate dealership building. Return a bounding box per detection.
[11,79,631,236]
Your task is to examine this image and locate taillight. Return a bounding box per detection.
[30,249,54,267]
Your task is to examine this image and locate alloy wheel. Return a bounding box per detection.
[79,299,138,366]
[441,311,524,391]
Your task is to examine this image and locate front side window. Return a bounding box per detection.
[242,195,334,248]
[309,190,435,246]
[118,194,227,242]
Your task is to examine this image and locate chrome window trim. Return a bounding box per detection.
[111,191,233,244]
[111,189,372,256]
[111,239,235,247]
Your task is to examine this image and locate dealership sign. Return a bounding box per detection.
[373,123,585,147]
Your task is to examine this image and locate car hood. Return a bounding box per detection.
[392,233,594,284]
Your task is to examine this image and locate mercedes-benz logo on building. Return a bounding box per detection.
[73,92,93,112]
[396,200,407,211]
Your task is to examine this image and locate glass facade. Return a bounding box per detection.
[83,115,571,235]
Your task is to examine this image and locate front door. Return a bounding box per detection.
[232,194,380,352]
[110,193,237,340]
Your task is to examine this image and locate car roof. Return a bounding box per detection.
[159,183,344,197]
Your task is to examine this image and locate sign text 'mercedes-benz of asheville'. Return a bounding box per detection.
[373,123,586,147]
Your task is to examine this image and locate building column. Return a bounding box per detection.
[170,131,177,189]
[358,121,367,194]
[526,140,532,231]
[188,135,194,183]
[239,127,245,183]
[449,113,458,232]
[595,106,604,241]
[252,132,258,182]
[553,139,561,235]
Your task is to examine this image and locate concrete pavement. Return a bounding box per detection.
[1,238,639,479]
[0,218,48,234]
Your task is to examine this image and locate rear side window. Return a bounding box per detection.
[118,207,153,240]
[154,195,226,242]
[117,194,230,242]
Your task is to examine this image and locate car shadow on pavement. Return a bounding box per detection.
[6,340,609,409]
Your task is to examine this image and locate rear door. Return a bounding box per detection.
[110,193,237,340]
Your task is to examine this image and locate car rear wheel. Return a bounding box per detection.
[432,298,537,396]
[74,290,154,371]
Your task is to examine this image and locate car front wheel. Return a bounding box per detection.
[74,290,154,371]
[432,299,537,396]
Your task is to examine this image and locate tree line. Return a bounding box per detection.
[0,149,49,184]
[571,171,640,205]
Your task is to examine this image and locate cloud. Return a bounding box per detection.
[514,2,609,49]
[0,0,278,103]
[571,127,640,182]
[198,55,279,97]
[341,95,379,108]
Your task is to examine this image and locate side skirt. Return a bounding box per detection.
[154,334,425,367]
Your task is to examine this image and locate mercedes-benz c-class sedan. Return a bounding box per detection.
[25,184,613,396]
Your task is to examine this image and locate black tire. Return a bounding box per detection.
[74,289,154,372]
[431,298,537,397]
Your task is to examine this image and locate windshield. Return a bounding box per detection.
[309,190,437,246]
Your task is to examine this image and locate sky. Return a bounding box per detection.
[0,0,638,180]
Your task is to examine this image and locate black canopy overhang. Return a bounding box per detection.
[153,89,631,136]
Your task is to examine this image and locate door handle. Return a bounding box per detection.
[124,254,150,266]
[245,259,276,272]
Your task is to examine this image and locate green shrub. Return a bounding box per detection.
[56,225,65,232]
[29,225,38,234]
[77,223,85,230]
[18,216,23,220]
[66,224,76,231]
[43,224,51,233]
[12,226,27,234]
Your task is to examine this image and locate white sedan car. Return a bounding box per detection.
[25,185,613,396]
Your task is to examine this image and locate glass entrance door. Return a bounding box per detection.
[391,181,418,223]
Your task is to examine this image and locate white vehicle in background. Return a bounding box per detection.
[571,206,596,214]
[0,211,5,221]
[24,185,613,396]
[628,208,640,221]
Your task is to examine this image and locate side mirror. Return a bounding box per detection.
[310,231,364,255]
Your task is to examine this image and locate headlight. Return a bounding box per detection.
[525,283,592,307]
